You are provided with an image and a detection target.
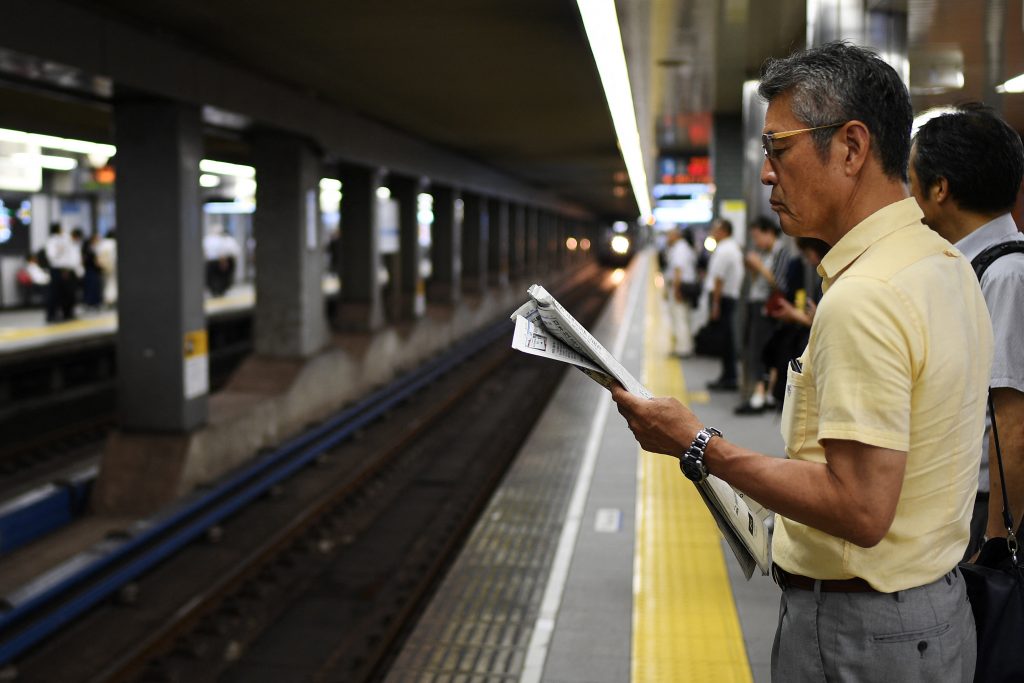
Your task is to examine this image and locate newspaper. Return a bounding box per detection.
[510,284,771,578]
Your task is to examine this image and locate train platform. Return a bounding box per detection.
[385,252,785,682]
[0,276,339,355]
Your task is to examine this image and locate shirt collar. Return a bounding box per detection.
[817,197,923,287]
[954,213,1020,262]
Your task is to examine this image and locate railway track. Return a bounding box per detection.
[0,270,615,682]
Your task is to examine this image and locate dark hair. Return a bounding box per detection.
[49,223,62,235]
[758,41,913,182]
[716,218,734,236]
[912,103,1024,215]
[796,237,831,259]
[749,215,780,236]
[680,228,694,247]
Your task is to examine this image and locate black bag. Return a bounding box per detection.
[678,281,702,308]
[694,318,725,357]
[959,393,1024,682]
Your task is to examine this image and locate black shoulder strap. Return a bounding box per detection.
[971,240,1024,551]
[971,241,1024,280]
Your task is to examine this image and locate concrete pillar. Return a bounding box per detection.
[462,192,489,294]
[391,175,427,319]
[526,207,539,275]
[113,97,206,432]
[510,203,526,278]
[336,163,385,331]
[429,185,462,305]
[253,133,328,357]
[488,198,510,287]
[536,212,548,272]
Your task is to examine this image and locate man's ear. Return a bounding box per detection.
[839,120,871,175]
[930,177,951,205]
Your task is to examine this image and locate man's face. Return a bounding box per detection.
[760,91,840,239]
[908,145,940,230]
[750,227,774,251]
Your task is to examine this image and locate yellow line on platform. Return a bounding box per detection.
[632,257,752,683]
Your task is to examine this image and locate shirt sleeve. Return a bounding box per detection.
[983,261,1024,392]
[810,277,922,451]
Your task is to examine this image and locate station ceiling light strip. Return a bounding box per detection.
[576,0,653,222]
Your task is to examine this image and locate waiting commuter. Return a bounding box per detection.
[81,232,103,310]
[703,218,743,390]
[735,216,791,414]
[203,227,241,296]
[612,42,988,681]
[909,103,1024,561]
[16,253,50,306]
[665,228,697,357]
[96,229,117,306]
[44,223,81,323]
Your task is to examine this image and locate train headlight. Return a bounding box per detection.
[610,235,630,255]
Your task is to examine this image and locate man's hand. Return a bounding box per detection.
[744,251,764,273]
[609,384,701,457]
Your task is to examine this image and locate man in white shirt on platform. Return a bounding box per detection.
[704,218,744,390]
[665,228,698,357]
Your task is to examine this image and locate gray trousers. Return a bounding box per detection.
[772,567,976,682]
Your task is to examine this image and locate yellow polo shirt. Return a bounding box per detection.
[772,197,993,593]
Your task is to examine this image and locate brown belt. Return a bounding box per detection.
[772,564,880,593]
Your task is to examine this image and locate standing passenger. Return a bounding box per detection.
[909,103,1024,560]
[704,218,743,390]
[665,228,697,357]
[611,42,989,681]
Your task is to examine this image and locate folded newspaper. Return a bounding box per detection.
[511,284,772,579]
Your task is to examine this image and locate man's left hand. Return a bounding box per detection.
[609,384,701,457]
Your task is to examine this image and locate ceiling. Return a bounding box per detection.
[1,1,1023,220]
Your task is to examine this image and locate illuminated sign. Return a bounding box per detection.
[658,155,712,184]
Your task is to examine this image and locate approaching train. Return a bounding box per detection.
[596,220,646,267]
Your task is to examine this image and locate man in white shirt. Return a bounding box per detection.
[910,102,1024,559]
[705,218,744,389]
[665,228,698,356]
[44,223,81,322]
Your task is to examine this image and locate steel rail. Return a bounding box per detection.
[0,315,510,666]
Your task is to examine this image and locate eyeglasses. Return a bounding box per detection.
[762,122,846,159]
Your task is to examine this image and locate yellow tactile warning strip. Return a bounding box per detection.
[0,291,253,345]
[632,260,752,682]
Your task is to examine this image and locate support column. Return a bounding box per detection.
[391,175,427,319]
[429,185,462,305]
[253,132,328,357]
[113,97,206,432]
[510,203,526,279]
[336,164,386,331]
[526,207,539,275]
[462,193,489,294]
[488,198,510,287]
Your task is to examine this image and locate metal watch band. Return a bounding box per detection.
[679,427,722,482]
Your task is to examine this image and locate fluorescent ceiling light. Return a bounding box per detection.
[199,173,221,188]
[576,0,652,222]
[14,153,78,171]
[199,159,255,178]
[0,127,115,159]
[319,178,342,191]
[376,186,392,200]
[996,73,1024,93]
[911,106,957,137]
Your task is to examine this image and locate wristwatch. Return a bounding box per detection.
[680,427,722,482]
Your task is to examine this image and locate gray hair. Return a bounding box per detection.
[758,41,912,182]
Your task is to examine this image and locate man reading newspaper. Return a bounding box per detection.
[613,43,989,682]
